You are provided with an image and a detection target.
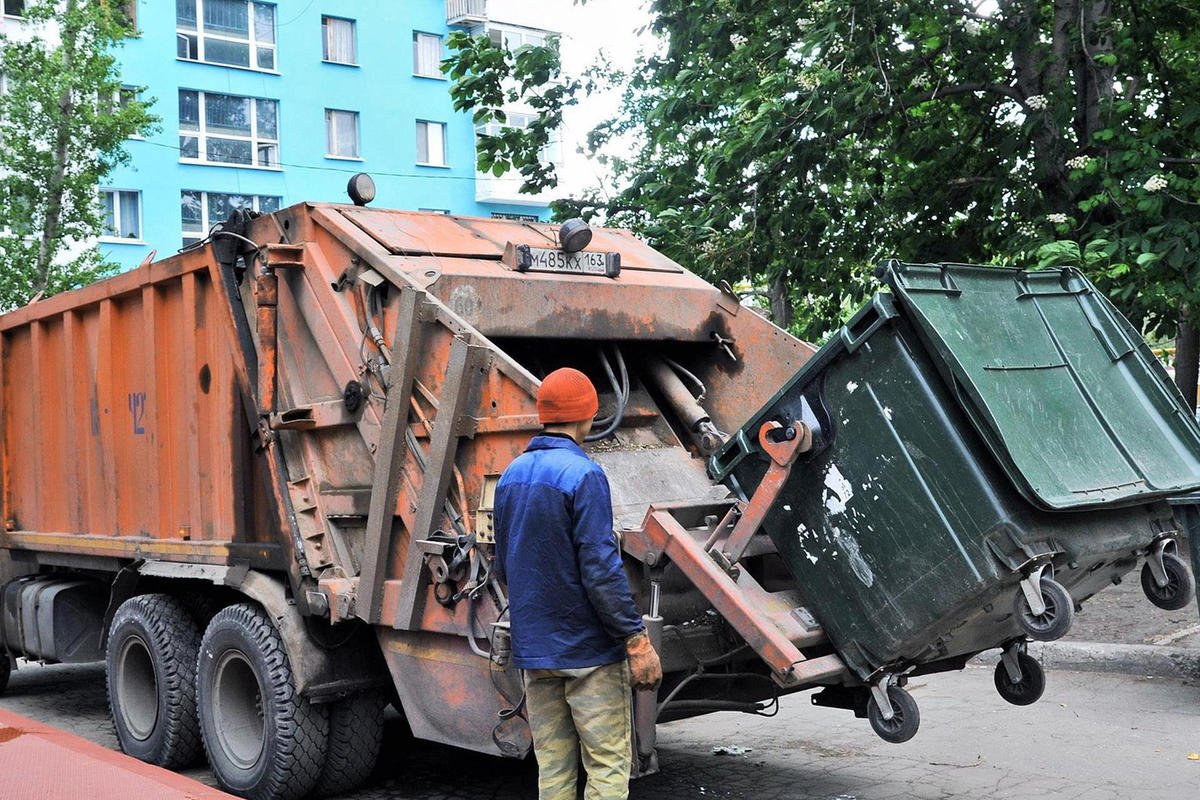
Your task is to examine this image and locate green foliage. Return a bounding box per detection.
[0,0,157,310]
[450,0,1200,346]
[443,30,578,193]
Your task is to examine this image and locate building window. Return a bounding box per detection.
[3,1,24,17]
[325,109,359,158]
[416,120,446,167]
[181,190,280,246]
[100,0,137,30]
[102,85,146,138]
[419,208,450,214]
[179,89,279,167]
[491,212,539,222]
[322,16,355,65]
[477,111,561,165]
[487,26,546,52]
[177,0,277,71]
[413,32,442,78]
[101,190,142,240]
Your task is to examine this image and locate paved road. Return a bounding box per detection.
[1,659,1196,799]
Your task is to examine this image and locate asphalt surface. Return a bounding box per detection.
[1,561,1197,798]
[1,658,1197,799]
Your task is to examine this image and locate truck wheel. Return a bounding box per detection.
[312,690,385,797]
[106,593,204,768]
[1141,552,1196,611]
[1014,577,1074,642]
[197,603,329,800]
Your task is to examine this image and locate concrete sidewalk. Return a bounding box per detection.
[0,706,236,800]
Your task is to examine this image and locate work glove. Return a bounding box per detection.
[625,629,662,691]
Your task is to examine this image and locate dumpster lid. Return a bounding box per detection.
[880,261,1200,509]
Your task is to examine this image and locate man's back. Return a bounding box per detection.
[494,434,641,670]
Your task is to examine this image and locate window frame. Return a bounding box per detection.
[412,31,444,79]
[476,111,561,167]
[181,189,281,246]
[99,189,143,242]
[321,15,357,66]
[179,89,280,169]
[324,108,360,159]
[176,0,278,73]
[2,0,24,18]
[416,119,448,168]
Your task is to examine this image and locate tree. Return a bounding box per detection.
[0,0,155,310]
[451,1,1200,406]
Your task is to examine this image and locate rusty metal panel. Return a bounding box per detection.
[0,250,268,558]
[340,206,683,272]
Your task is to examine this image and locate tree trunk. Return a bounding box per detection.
[767,273,794,329]
[1175,309,1199,413]
[34,0,80,296]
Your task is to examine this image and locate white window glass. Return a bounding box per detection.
[413,32,442,77]
[323,17,356,64]
[475,110,561,171]
[181,190,281,246]
[416,120,446,166]
[178,89,279,167]
[101,190,141,239]
[325,109,359,158]
[177,0,276,71]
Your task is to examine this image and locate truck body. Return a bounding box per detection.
[0,201,849,798]
[0,200,1191,798]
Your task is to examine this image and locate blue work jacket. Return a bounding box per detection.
[494,434,643,669]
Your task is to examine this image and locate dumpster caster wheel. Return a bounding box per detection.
[994,650,1044,706]
[1141,551,1195,611]
[867,685,919,744]
[1015,576,1074,642]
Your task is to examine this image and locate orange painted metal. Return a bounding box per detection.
[0,203,837,762]
[625,508,846,686]
[0,707,238,799]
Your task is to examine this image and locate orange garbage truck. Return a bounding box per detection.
[0,190,1194,799]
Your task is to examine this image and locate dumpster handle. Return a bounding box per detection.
[708,428,754,481]
[839,295,898,354]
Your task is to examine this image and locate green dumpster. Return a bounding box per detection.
[711,262,1200,688]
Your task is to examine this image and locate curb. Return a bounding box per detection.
[970,640,1200,680]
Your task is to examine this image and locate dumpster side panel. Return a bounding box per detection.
[0,257,273,562]
[729,309,1170,678]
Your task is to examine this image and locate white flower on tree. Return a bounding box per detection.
[1046,213,1071,225]
[1143,175,1168,193]
[1066,155,1092,170]
[963,19,983,36]
[1025,95,1048,110]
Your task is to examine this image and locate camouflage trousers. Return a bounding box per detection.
[523,661,632,800]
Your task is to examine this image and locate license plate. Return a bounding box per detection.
[507,244,621,278]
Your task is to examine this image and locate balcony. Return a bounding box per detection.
[446,0,487,26]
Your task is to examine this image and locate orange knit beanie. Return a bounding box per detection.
[537,368,599,424]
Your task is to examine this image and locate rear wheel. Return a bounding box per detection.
[993,652,1045,706]
[313,690,385,797]
[867,686,920,744]
[1141,552,1196,611]
[1014,577,1074,642]
[197,603,329,800]
[106,593,203,768]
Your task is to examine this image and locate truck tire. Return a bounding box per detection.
[106,593,204,768]
[312,690,385,797]
[197,603,329,800]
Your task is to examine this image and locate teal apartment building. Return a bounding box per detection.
[92,0,557,268]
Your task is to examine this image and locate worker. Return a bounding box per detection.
[493,367,662,800]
